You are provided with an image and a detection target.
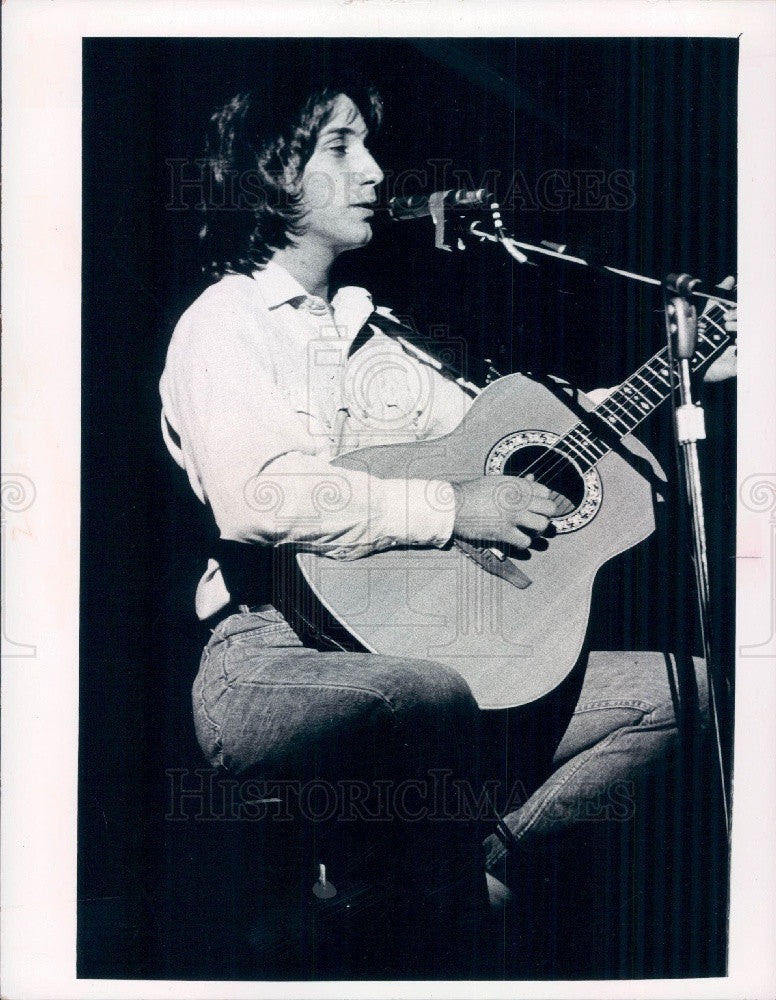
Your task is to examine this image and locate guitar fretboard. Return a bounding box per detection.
[552,303,732,473]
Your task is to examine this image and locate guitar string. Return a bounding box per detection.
[585,304,727,431]
[512,308,726,491]
[591,307,726,429]
[508,305,728,494]
[514,318,723,492]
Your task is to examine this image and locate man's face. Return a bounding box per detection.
[296,94,384,258]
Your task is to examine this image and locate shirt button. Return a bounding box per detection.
[304,296,330,316]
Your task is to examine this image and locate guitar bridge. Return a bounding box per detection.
[453,539,532,589]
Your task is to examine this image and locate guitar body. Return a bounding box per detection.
[297,373,666,709]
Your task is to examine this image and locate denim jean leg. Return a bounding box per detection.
[191,608,490,971]
[484,650,709,881]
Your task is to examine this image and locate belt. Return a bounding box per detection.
[200,600,278,633]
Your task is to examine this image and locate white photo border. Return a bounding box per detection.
[2,1,775,998]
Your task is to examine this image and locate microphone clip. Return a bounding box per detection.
[428,190,454,251]
[387,188,493,252]
[664,273,702,359]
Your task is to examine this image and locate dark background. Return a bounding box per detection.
[80,37,736,979]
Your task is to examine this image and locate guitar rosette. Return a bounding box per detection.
[485,429,603,533]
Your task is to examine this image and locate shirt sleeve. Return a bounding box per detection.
[161,291,456,558]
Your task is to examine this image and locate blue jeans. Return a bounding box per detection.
[479,650,709,884]
[192,606,708,957]
[192,604,491,973]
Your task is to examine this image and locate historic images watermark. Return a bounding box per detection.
[301,321,470,443]
[1,473,37,659]
[739,474,776,657]
[238,313,554,647]
[165,766,635,826]
[165,157,636,214]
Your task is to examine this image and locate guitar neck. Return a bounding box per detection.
[556,303,733,472]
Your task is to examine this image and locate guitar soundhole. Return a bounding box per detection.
[485,430,603,533]
[502,446,582,517]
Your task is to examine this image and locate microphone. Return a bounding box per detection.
[388,188,492,221]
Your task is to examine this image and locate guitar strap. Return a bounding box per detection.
[346,314,378,357]
[359,309,481,398]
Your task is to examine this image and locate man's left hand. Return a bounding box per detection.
[703,276,737,383]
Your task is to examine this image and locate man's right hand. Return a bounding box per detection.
[450,475,560,550]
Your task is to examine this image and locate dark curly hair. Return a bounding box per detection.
[199,72,383,279]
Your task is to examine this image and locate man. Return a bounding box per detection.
[160,72,732,973]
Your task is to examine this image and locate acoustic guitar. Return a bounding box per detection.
[295,304,733,709]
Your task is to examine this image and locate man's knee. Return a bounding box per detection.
[369,656,478,728]
[582,650,710,728]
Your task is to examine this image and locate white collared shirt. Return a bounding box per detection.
[160,260,472,618]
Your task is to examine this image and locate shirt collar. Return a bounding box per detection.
[251,259,312,310]
[330,285,374,343]
[251,260,374,342]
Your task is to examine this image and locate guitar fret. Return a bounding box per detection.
[690,330,724,371]
[561,431,599,468]
[581,427,607,453]
[627,374,663,411]
[649,355,674,385]
[609,388,645,420]
[575,429,606,462]
[558,427,609,475]
[545,303,733,475]
[699,325,727,352]
[635,370,666,399]
[697,308,729,353]
[596,402,634,434]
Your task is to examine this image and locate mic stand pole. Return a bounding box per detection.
[663,273,730,840]
[457,210,735,845]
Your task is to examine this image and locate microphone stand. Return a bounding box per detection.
[467,220,737,309]
[466,211,733,838]
[663,274,731,840]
